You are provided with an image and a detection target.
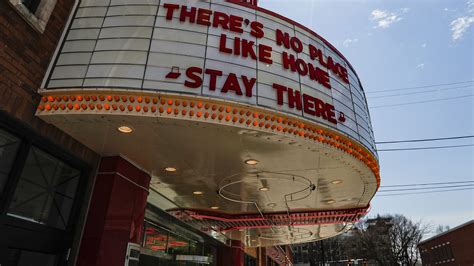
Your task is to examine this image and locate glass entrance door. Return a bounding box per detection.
[0,124,89,266]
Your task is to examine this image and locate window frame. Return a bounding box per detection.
[0,128,23,200]
[8,0,58,33]
[0,112,91,234]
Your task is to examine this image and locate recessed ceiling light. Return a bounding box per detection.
[259,187,269,192]
[193,191,203,195]
[325,199,336,204]
[330,180,343,185]
[245,159,259,165]
[342,197,359,202]
[211,206,219,210]
[267,203,277,208]
[117,126,133,133]
[164,167,177,172]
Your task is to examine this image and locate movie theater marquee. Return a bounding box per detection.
[45,0,376,154]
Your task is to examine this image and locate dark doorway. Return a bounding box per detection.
[0,116,90,266]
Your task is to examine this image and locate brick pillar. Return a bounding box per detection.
[77,156,150,266]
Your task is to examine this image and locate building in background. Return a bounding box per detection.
[418,220,474,266]
[0,0,378,265]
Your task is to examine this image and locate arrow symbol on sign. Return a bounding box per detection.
[165,66,181,79]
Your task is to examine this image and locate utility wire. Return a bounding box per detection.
[381,180,474,188]
[366,80,474,94]
[378,184,474,193]
[367,85,473,99]
[377,144,474,152]
[370,94,474,109]
[376,187,473,197]
[376,135,474,144]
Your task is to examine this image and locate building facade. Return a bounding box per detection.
[0,0,379,265]
[1,0,99,264]
[418,220,474,266]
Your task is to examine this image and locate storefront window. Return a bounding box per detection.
[7,146,81,229]
[142,222,216,265]
[143,226,169,254]
[244,254,257,266]
[189,241,203,256]
[0,129,21,196]
[167,234,190,255]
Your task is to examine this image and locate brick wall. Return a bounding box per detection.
[0,0,97,165]
[418,221,474,265]
[0,1,99,265]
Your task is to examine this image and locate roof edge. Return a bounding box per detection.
[419,219,474,245]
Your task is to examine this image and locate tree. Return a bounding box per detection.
[348,216,398,265]
[299,214,428,265]
[389,215,429,266]
[344,214,428,265]
[435,224,450,234]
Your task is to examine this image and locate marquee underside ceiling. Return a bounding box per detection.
[38,92,377,247]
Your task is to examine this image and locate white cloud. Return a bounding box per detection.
[417,63,425,69]
[451,16,474,41]
[371,9,387,20]
[469,0,474,13]
[450,0,474,41]
[421,43,427,48]
[370,9,404,29]
[343,38,359,47]
[401,7,410,13]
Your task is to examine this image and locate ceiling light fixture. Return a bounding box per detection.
[245,159,259,165]
[193,191,203,195]
[259,187,269,192]
[330,179,343,185]
[211,206,219,210]
[117,126,133,133]
[164,167,177,172]
[325,199,336,204]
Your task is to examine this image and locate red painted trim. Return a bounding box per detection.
[173,206,369,218]
[225,0,363,88]
[222,220,356,232]
[174,207,369,232]
[190,214,266,222]
[190,211,368,223]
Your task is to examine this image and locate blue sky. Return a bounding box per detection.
[260,0,473,232]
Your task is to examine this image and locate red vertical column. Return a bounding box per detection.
[77,156,150,266]
[231,241,244,266]
[258,247,267,266]
[216,240,245,266]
